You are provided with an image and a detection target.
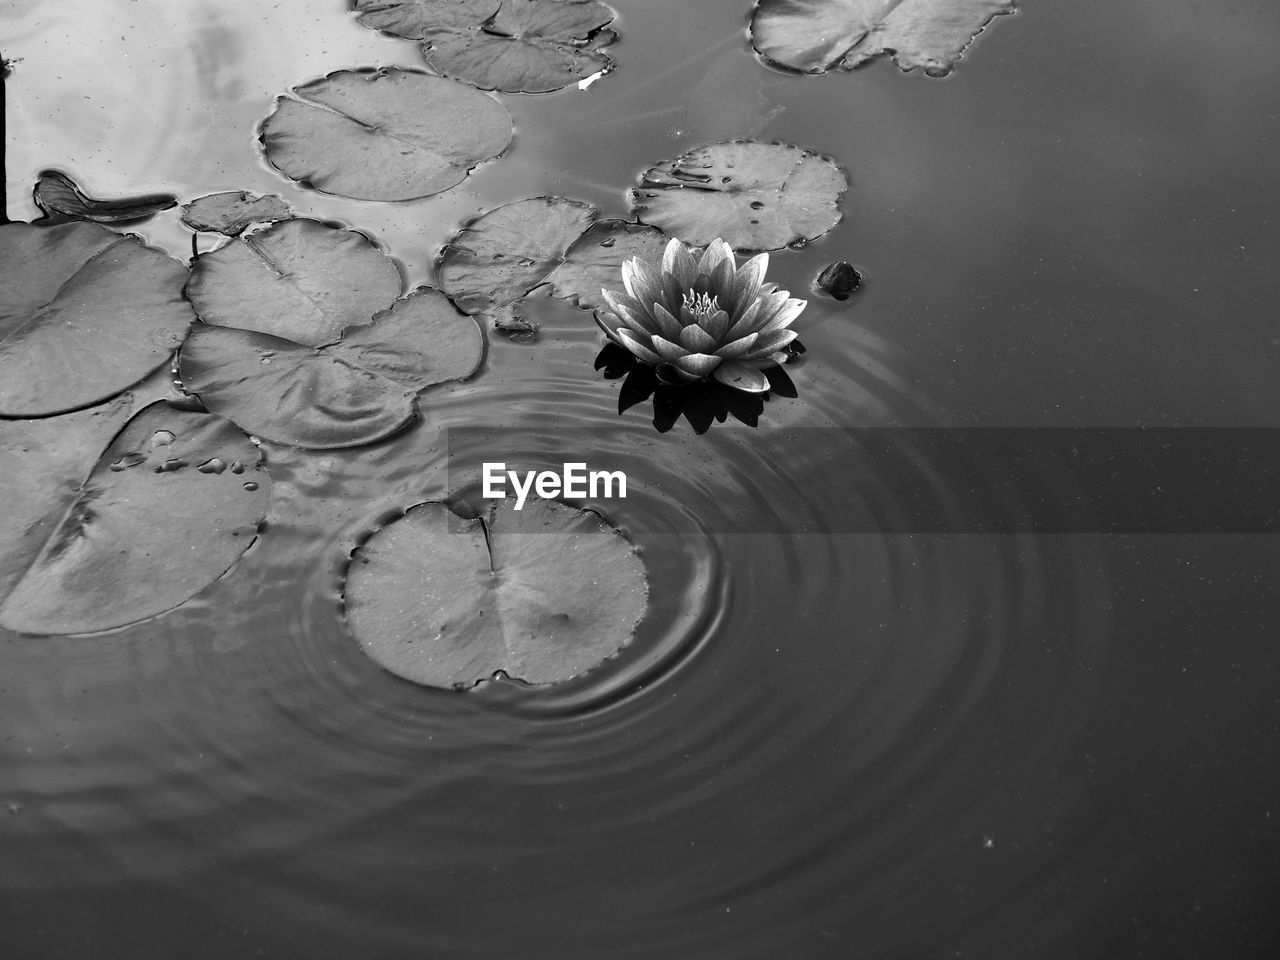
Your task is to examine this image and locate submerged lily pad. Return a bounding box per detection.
[0,220,194,417]
[261,68,512,201]
[344,499,647,688]
[631,140,846,251]
[180,288,482,448]
[355,0,616,93]
[0,401,269,635]
[33,169,178,224]
[750,0,1016,75]
[181,191,294,236]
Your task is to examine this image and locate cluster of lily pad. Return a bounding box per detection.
[0,0,1020,683]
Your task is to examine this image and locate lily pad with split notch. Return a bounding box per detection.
[352,0,503,38]
[184,218,403,348]
[438,198,669,318]
[355,0,617,94]
[631,140,846,251]
[181,191,294,237]
[0,220,194,417]
[750,0,1017,76]
[545,219,668,311]
[438,196,597,314]
[344,499,648,688]
[0,401,270,635]
[180,288,483,449]
[260,68,512,201]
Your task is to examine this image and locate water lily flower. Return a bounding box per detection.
[595,237,805,393]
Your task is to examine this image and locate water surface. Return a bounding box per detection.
[3,1,1279,957]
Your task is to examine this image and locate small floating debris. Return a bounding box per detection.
[814,261,863,301]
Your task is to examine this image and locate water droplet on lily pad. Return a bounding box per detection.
[0,402,270,635]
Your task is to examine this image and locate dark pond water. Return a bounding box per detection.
[4,0,1280,957]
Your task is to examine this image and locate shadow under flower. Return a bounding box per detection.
[594,342,802,434]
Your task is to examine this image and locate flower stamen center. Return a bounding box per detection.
[681,291,720,324]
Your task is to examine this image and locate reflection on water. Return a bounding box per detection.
[3,0,1280,957]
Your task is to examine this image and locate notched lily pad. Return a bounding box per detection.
[182,219,480,447]
[356,0,616,93]
[33,169,177,224]
[180,288,483,449]
[185,218,403,347]
[352,0,503,38]
[750,0,1017,76]
[438,199,668,319]
[631,140,846,252]
[0,220,194,417]
[0,401,270,635]
[545,220,668,311]
[181,191,294,236]
[260,67,512,201]
[344,498,647,688]
[438,196,597,314]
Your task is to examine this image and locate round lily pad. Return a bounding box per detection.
[185,218,403,348]
[0,401,270,635]
[180,288,483,449]
[630,140,847,252]
[0,220,194,417]
[260,68,512,201]
[352,0,503,39]
[344,499,648,688]
[180,191,294,236]
[355,0,616,94]
[750,0,1017,75]
[545,219,668,311]
[438,196,597,314]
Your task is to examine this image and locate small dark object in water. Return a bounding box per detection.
[814,261,863,300]
[33,169,177,224]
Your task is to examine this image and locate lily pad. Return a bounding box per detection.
[0,401,269,635]
[545,219,669,311]
[0,220,194,417]
[344,498,647,688]
[184,218,403,347]
[181,191,294,236]
[355,0,616,94]
[352,0,503,38]
[438,196,597,314]
[631,140,846,251]
[260,68,512,201]
[180,288,482,448]
[750,0,1017,76]
[33,169,178,224]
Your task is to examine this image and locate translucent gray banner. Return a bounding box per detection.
[445,428,1280,534]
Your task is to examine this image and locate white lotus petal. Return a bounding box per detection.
[712,360,770,393]
[671,352,722,378]
[615,328,664,365]
[649,335,689,363]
